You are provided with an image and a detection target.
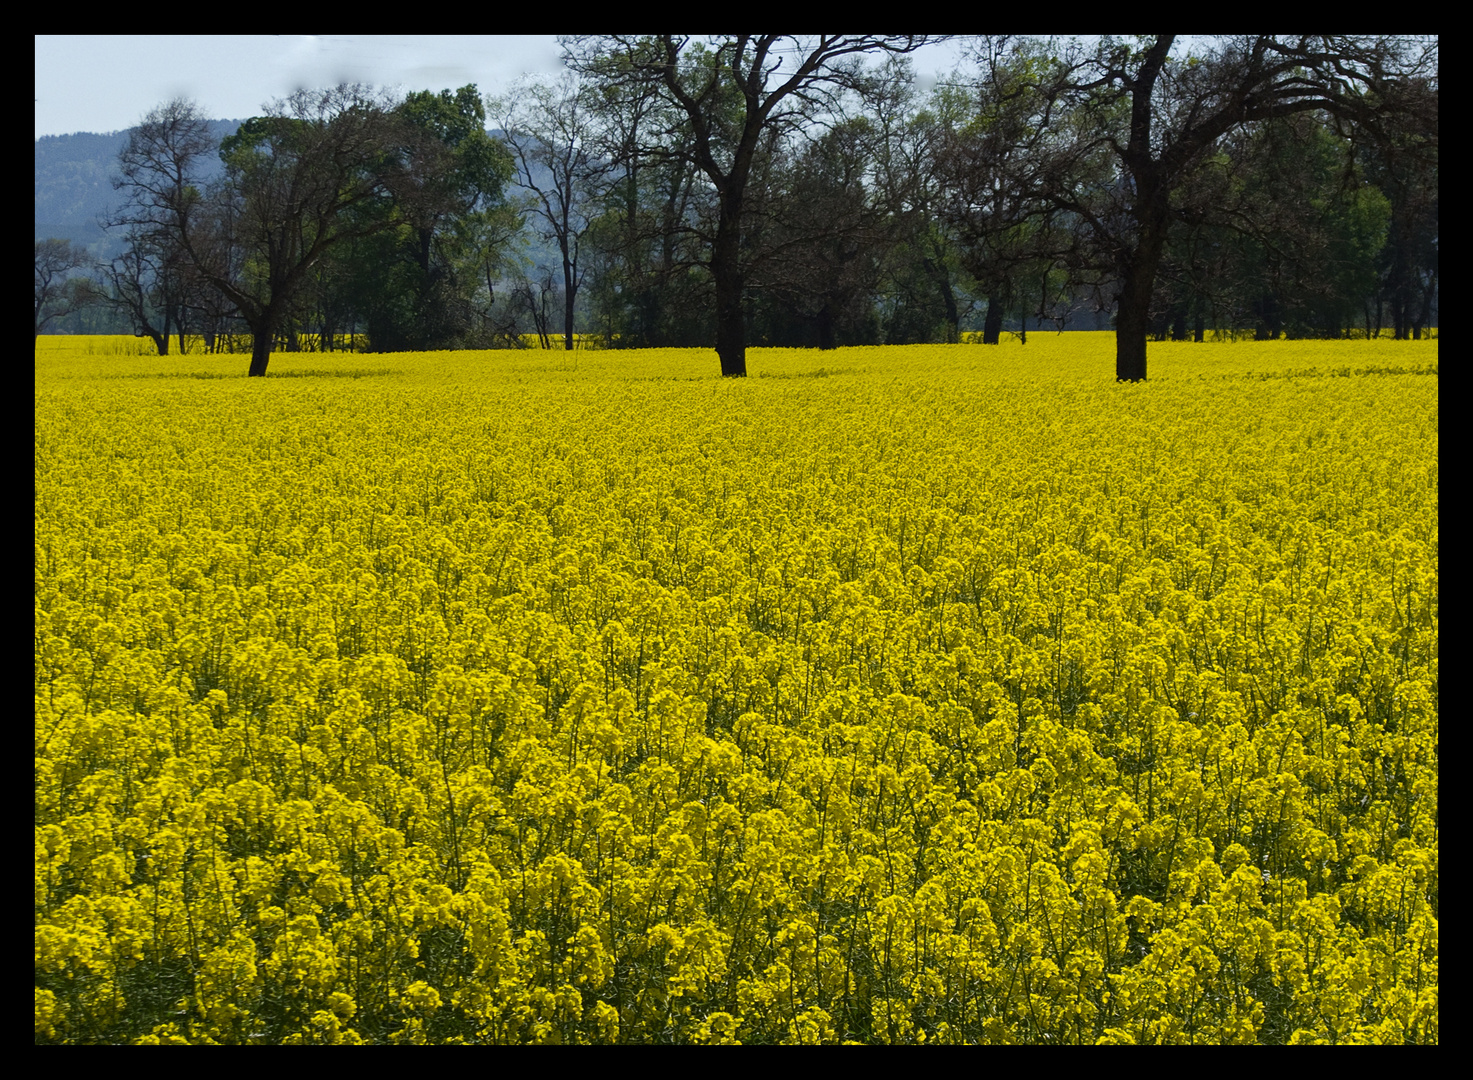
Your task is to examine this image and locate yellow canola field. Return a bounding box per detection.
[35,335,1437,1044]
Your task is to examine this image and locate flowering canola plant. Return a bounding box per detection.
[35,335,1436,1044]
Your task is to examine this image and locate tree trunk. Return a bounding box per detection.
[247,311,278,376]
[982,293,1004,345]
[1115,244,1161,380]
[563,255,576,351]
[713,216,746,377]
[715,278,747,375]
[1254,296,1281,341]
[1115,195,1169,381]
[941,282,960,343]
[923,255,960,343]
[248,333,272,376]
[1114,44,1175,383]
[1115,297,1149,381]
[817,307,836,351]
[1413,266,1435,339]
[1170,307,1189,341]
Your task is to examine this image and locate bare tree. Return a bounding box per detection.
[35,239,96,340]
[491,74,608,351]
[867,60,973,344]
[938,38,1097,345]
[96,245,173,353]
[580,67,711,349]
[103,98,221,352]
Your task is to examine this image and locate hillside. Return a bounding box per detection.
[34,121,243,255]
[36,121,553,268]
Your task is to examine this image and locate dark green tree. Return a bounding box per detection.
[1354,75,1438,339]
[343,85,516,352]
[746,119,886,349]
[1147,113,1392,342]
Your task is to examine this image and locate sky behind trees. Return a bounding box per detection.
[34,35,967,139]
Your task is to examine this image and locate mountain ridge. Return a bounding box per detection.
[35,121,245,252]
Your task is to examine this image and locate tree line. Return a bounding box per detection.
[36,35,1436,379]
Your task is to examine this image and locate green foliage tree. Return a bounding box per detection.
[203,86,424,373]
[340,85,517,353]
[938,35,1437,379]
[1352,75,1438,339]
[109,89,520,361]
[1139,112,1393,343]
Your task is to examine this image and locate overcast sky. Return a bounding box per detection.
[35,35,971,140]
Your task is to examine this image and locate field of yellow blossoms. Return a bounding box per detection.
[35,334,1437,1044]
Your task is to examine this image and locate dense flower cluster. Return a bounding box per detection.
[36,336,1437,1043]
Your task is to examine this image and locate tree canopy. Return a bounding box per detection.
[79,36,1435,377]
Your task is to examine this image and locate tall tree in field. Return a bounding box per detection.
[491,74,607,351]
[116,88,418,375]
[564,35,945,376]
[946,35,1437,379]
[868,62,973,345]
[209,87,415,375]
[96,243,180,354]
[938,38,1100,345]
[105,97,221,353]
[341,85,517,352]
[1197,114,1392,341]
[581,65,711,349]
[1353,74,1438,339]
[746,118,889,349]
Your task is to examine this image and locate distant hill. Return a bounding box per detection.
[36,121,555,264]
[34,121,244,256]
